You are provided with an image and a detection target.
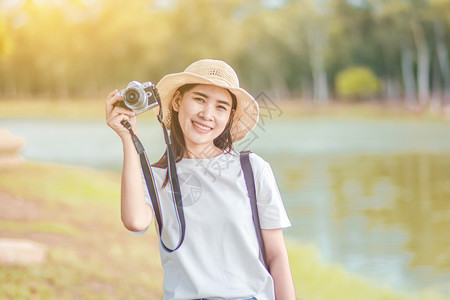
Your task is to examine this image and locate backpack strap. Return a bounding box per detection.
[240,151,269,271]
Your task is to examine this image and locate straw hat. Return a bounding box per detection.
[156,59,259,142]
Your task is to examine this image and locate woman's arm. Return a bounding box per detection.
[262,228,296,300]
[105,90,153,231]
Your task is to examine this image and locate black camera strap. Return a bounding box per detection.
[121,115,185,253]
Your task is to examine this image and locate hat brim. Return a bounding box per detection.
[156,72,259,142]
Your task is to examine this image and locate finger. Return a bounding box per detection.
[112,115,139,136]
[110,106,136,119]
[105,90,122,115]
[106,90,121,106]
[107,89,118,100]
[107,113,130,131]
[107,108,136,130]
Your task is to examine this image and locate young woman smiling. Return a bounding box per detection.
[106,59,295,300]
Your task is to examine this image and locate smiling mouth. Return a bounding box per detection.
[192,121,213,132]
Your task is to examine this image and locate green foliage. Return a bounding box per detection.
[335,66,380,100]
[0,18,12,57]
[0,0,449,102]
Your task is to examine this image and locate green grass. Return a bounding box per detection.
[0,163,163,300]
[0,98,106,119]
[0,162,121,207]
[278,100,450,122]
[0,220,81,237]
[1,98,449,122]
[0,98,155,120]
[0,162,446,299]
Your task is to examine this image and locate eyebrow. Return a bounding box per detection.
[192,91,231,107]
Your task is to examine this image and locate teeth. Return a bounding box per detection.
[194,122,211,131]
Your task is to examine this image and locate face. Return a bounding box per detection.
[173,84,234,155]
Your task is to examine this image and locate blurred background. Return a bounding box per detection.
[0,0,450,299]
[0,0,449,104]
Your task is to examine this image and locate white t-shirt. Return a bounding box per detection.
[137,151,291,300]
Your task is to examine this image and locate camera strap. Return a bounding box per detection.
[121,118,185,253]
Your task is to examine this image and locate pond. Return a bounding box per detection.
[1,117,449,295]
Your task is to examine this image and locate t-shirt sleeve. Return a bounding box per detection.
[250,154,291,229]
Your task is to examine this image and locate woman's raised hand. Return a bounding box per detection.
[105,89,137,139]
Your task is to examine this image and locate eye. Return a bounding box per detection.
[217,105,228,111]
[194,97,205,103]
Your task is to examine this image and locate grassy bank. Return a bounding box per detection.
[0,162,445,299]
[0,99,107,119]
[1,98,449,122]
[0,163,164,300]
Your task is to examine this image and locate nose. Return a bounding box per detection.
[199,103,214,120]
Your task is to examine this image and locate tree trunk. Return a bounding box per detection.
[300,76,313,101]
[384,76,401,104]
[401,46,417,108]
[430,56,442,114]
[305,22,328,105]
[434,21,450,105]
[269,71,291,100]
[411,21,430,107]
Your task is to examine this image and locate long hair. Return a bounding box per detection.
[153,84,237,187]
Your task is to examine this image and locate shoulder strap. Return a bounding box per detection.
[240,151,269,271]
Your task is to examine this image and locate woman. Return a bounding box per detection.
[106,59,295,300]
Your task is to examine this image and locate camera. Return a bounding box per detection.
[115,81,160,115]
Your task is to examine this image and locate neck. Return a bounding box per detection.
[184,144,223,159]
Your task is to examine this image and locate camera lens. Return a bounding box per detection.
[124,89,140,105]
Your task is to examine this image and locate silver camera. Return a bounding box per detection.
[116,81,160,115]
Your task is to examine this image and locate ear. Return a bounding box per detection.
[172,91,181,112]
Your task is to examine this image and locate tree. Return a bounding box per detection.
[335,66,380,100]
[0,18,12,57]
[0,0,449,106]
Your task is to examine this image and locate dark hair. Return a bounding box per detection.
[153,84,237,187]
